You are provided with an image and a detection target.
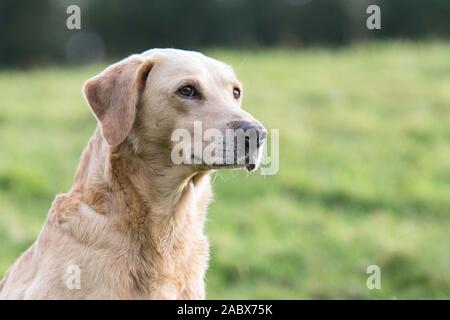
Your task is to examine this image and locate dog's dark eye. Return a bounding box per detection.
[178,85,198,98]
[233,87,241,99]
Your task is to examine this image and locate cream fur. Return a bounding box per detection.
[0,49,263,299]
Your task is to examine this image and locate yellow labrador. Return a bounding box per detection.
[0,49,266,299]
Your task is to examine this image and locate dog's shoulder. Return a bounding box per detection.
[44,192,111,247]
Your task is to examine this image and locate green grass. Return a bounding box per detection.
[1,42,449,299]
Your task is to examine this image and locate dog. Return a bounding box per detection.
[0,49,266,299]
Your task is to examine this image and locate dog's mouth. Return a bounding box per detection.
[191,142,264,172]
[206,161,258,172]
[178,125,266,172]
[232,131,265,172]
[191,157,260,172]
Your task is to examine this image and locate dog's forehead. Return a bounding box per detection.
[141,48,237,82]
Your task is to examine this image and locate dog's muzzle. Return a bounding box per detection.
[231,121,267,171]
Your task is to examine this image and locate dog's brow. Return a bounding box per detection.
[175,78,203,88]
[226,80,242,90]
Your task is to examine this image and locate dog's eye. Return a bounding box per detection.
[233,87,241,99]
[178,85,198,98]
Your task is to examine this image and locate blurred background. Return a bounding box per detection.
[0,0,449,299]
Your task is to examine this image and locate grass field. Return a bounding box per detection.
[0,42,449,299]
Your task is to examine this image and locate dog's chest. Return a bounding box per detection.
[43,177,212,299]
[105,221,210,299]
[91,194,210,299]
[135,205,210,299]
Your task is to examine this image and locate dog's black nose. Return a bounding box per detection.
[233,121,267,148]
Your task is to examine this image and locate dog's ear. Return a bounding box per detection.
[83,57,153,146]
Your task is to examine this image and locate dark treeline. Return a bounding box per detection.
[1,0,449,66]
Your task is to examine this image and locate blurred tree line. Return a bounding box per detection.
[0,0,449,67]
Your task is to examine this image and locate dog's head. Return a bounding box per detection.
[83,49,266,173]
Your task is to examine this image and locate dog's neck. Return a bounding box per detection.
[71,128,211,243]
[49,128,212,298]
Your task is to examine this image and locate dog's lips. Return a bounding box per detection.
[202,162,257,172]
[245,163,256,172]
